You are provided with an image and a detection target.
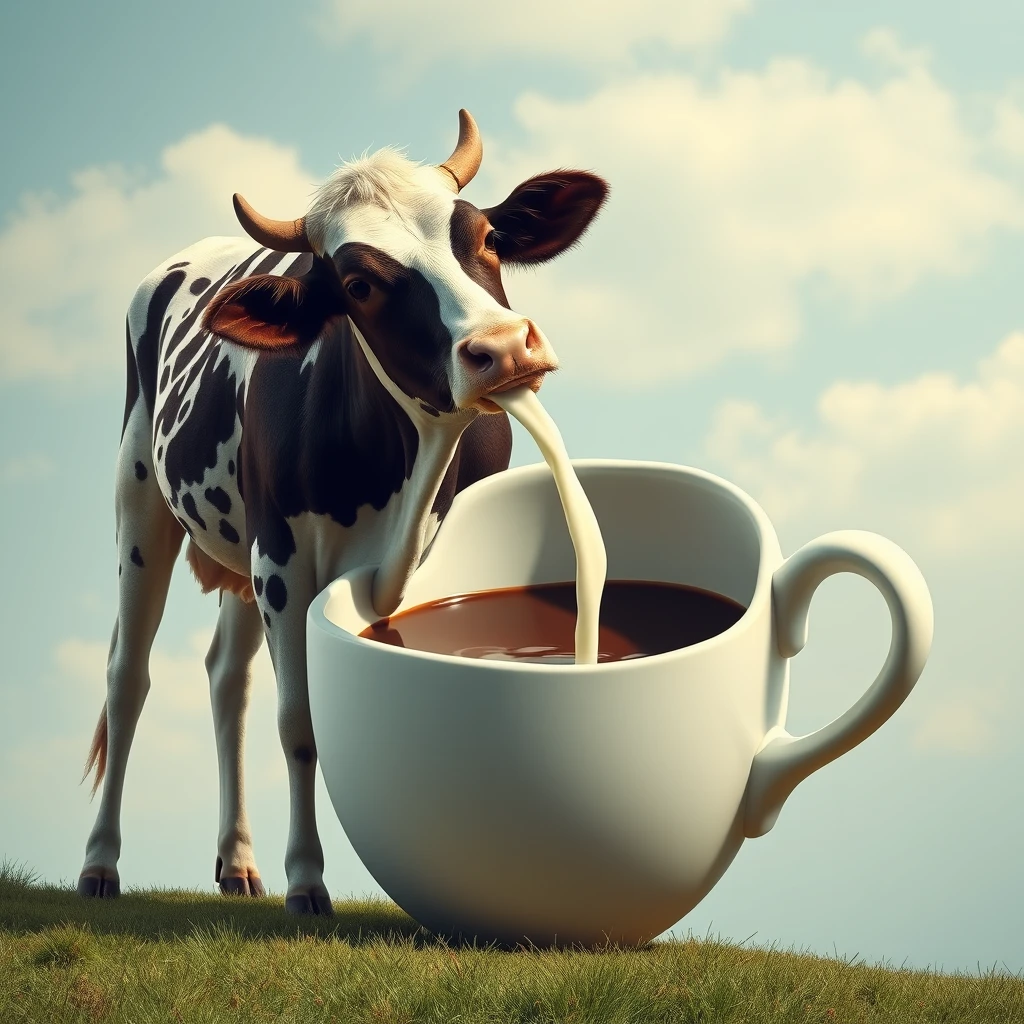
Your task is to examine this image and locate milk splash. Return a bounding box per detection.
[491,388,608,665]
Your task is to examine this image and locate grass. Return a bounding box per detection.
[2,860,1022,1023]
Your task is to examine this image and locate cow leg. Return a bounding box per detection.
[79,440,184,897]
[256,561,332,915]
[206,590,266,897]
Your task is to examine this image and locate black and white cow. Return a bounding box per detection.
[78,111,608,913]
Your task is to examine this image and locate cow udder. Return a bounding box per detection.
[186,540,255,604]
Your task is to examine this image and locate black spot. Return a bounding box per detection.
[253,249,289,276]
[265,574,287,612]
[171,329,211,380]
[157,342,238,498]
[160,349,209,437]
[228,459,235,476]
[136,270,186,417]
[159,365,170,392]
[177,400,191,422]
[190,277,211,295]
[167,261,190,270]
[253,575,263,597]
[181,492,207,530]
[205,487,231,514]
[134,461,147,481]
[157,446,163,460]
[130,546,144,568]
[219,519,239,543]
[285,252,314,277]
[165,276,226,360]
[118,564,122,577]
[182,308,192,318]
[419,402,441,417]
[166,248,265,358]
[122,320,139,440]
[293,746,313,765]
[263,612,271,630]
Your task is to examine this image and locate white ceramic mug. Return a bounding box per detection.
[307,461,933,947]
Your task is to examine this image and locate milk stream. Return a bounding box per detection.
[492,388,608,665]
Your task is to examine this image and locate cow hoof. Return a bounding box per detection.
[77,873,120,899]
[215,856,264,897]
[220,874,265,897]
[285,890,333,916]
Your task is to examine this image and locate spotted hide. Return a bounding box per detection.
[79,111,608,914]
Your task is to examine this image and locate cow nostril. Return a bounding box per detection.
[459,343,494,373]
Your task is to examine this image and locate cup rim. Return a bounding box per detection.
[308,459,778,673]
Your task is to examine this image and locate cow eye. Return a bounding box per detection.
[483,230,497,253]
[346,279,371,302]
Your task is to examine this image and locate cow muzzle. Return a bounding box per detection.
[454,321,558,412]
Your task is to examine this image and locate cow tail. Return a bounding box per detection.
[82,701,108,798]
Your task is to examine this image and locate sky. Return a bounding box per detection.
[1,0,1022,973]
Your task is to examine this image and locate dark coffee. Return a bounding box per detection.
[359,580,746,664]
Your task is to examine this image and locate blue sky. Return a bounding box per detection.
[2,0,1023,971]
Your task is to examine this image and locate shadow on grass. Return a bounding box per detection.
[0,860,641,953]
[0,859,432,946]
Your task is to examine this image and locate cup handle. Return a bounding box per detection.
[743,530,934,839]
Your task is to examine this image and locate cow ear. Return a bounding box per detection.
[483,171,609,266]
[203,262,341,349]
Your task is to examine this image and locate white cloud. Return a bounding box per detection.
[0,125,316,380]
[479,41,1023,383]
[860,27,931,73]
[320,0,749,69]
[704,331,1024,558]
[992,93,1024,164]
[6,37,1022,388]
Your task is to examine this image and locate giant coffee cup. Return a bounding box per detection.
[307,461,933,947]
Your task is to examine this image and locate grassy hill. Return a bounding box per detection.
[2,862,1021,1023]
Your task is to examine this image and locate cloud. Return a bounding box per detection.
[992,92,1024,164]
[860,27,931,73]
[6,36,1022,388]
[320,0,749,70]
[0,125,316,380]
[703,331,1024,558]
[479,39,1023,383]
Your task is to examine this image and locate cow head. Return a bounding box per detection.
[203,111,608,417]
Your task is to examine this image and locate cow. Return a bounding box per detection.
[77,111,608,914]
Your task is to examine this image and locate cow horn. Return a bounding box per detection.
[437,109,482,192]
[232,193,313,253]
